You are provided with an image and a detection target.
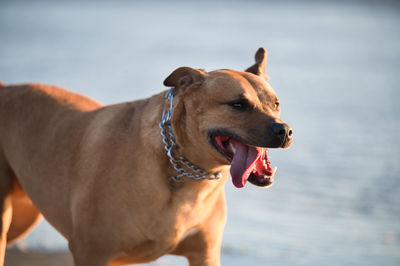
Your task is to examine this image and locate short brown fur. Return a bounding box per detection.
[0,48,291,265]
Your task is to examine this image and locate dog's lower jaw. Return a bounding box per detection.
[247,166,277,187]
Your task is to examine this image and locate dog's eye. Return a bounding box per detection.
[228,99,250,111]
[274,102,280,111]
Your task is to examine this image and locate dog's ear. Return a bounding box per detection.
[164,67,206,89]
[245,47,269,80]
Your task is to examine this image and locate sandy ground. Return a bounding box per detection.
[4,249,73,266]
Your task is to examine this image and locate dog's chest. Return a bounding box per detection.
[117,203,205,262]
[149,202,203,240]
[114,183,227,263]
[147,196,213,243]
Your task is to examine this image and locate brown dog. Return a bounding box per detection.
[0,48,292,266]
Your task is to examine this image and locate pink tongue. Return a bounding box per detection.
[230,140,263,188]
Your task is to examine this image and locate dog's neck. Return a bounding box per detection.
[159,88,224,190]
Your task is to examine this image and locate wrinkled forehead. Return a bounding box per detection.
[204,70,277,102]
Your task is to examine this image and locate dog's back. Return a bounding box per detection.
[0,83,103,245]
[0,83,103,148]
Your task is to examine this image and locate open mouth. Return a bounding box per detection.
[210,135,277,188]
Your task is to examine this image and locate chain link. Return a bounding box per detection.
[159,88,222,189]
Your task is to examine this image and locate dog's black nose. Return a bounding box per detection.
[271,123,293,141]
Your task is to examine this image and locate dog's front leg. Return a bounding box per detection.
[171,193,227,266]
[69,239,111,266]
[172,229,223,266]
[69,227,115,266]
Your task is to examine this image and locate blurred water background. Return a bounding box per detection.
[1,0,399,265]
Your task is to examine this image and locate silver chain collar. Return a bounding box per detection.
[159,87,222,190]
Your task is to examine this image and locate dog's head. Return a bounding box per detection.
[164,48,293,188]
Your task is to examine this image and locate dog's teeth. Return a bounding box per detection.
[263,157,268,165]
[229,142,236,153]
[272,166,277,175]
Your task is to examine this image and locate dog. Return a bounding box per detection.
[0,47,292,266]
